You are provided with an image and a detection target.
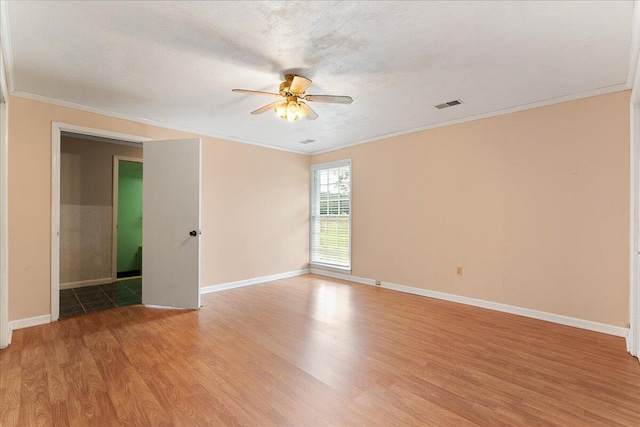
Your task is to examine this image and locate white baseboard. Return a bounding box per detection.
[383,281,629,338]
[310,269,629,338]
[9,271,628,343]
[309,268,376,286]
[60,277,113,290]
[201,269,310,294]
[9,314,51,332]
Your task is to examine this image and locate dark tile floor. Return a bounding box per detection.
[60,279,142,318]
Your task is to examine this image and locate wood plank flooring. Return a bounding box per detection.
[1,273,639,426]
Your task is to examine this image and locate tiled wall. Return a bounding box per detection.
[60,204,112,284]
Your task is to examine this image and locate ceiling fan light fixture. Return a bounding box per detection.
[234,74,351,121]
[275,99,307,122]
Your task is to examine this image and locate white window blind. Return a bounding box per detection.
[310,159,351,270]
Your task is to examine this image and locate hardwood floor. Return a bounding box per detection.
[1,274,639,426]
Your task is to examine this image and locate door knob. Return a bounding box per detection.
[189,230,198,237]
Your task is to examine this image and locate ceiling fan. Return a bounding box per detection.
[232,74,353,122]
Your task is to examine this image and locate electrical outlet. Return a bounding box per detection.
[456,267,463,276]
[375,280,381,286]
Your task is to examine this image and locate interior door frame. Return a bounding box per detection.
[629,51,640,359]
[0,48,9,348]
[111,156,143,282]
[631,101,640,359]
[51,123,149,321]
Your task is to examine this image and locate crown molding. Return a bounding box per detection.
[310,83,630,156]
[627,0,640,88]
[0,1,14,94]
[15,83,630,159]
[12,90,310,156]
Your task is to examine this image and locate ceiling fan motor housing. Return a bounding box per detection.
[280,75,298,97]
[279,81,291,97]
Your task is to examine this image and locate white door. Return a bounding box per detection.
[142,138,201,309]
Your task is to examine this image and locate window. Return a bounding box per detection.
[310,159,351,270]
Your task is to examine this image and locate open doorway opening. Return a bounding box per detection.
[58,133,144,318]
[51,124,149,320]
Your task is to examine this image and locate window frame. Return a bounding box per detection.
[309,159,352,272]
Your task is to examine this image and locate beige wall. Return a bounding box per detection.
[8,96,310,321]
[61,136,142,206]
[7,91,631,327]
[313,91,631,327]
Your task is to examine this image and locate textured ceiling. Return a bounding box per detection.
[3,1,637,153]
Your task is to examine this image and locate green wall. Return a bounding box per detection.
[117,160,143,274]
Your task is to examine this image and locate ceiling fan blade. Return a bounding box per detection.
[251,101,284,115]
[299,102,318,120]
[232,89,281,97]
[290,76,312,95]
[304,94,353,104]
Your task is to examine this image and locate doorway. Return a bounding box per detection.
[51,123,149,321]
[58,132,144,318]
[51,123,203,322]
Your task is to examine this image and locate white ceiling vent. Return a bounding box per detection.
[299,139,315,144]
[435,99,464,109]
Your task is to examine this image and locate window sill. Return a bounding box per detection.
[309,263,352,274]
